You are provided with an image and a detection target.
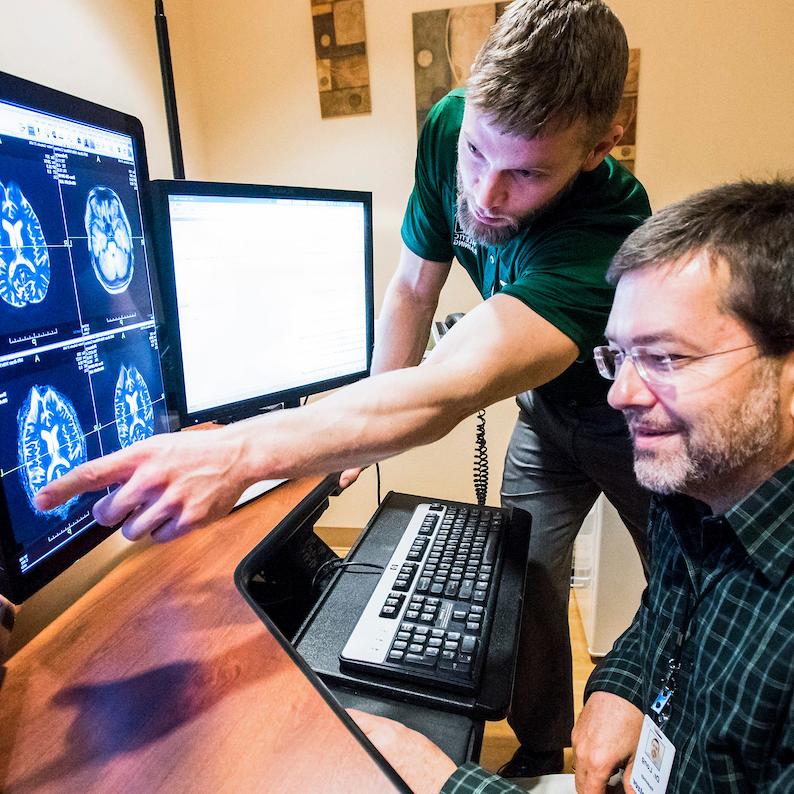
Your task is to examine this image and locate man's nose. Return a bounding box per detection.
[475,170,507,212]
[607,355,656,411]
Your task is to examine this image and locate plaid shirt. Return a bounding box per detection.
[440,461,794,793]
[587,460,794,792]
[441,763,524,793]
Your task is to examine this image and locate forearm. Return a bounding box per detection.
[228,364,469,483]
[371,245,450,374]
[228,295,577,485]
[372,279,437,374]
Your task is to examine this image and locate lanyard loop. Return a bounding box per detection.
[649,601,691,729]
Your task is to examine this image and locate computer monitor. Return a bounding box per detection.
[0,72,170,602]
[147,179,374,427]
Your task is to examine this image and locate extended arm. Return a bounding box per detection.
[35,292,578,541]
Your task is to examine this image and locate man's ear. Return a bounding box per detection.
[582,124,624,172]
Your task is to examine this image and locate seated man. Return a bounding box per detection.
[351,178,794,793]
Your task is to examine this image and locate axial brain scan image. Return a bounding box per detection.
[84,185,134,294]
[114,363,154,448]
[0,180,51,309]
[17,385,87,517]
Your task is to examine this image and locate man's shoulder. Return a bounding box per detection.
[419,89,465,158]
[426,87,466,127]
[567,157,651,225]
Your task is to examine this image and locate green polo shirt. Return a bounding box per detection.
[401,89,651,403]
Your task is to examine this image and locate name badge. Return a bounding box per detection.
[629,714,675,794]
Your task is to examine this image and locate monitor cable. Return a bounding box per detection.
[311,559,383,594]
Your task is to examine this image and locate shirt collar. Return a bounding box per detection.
[725,460,794,586]
[659,460,794,586]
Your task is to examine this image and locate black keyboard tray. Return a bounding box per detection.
[293,491,531,719]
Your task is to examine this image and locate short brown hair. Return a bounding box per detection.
[467,0,628,144]
[608,179,794,356]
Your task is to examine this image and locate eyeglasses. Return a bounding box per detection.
[593,343,759,385]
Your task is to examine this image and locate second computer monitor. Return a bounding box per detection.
[148,180,374,426]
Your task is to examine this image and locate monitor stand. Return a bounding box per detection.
[235,479,287,508]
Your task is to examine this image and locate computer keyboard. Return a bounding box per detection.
[339,501,506,693]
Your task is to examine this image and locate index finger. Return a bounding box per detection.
[33,450,136,511]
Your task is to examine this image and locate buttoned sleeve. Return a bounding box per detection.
[441,763,525,793]
[584,500,665,709]
[584,606,647,710]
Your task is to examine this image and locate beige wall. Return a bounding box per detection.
[1,1,793,639]
[166,0,794,526]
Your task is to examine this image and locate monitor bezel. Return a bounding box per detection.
[0,71,158,603]
[146,178,375,428]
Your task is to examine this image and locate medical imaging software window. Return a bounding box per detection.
[0,100,169,574]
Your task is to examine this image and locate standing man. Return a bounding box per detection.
[37,1,650,773]
[348,0,651,774]
[349,178,794,794]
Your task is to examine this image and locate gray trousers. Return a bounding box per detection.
[500,389,650,750]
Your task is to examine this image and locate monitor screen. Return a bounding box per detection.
[0,72,170,602]
[148,180,373,426]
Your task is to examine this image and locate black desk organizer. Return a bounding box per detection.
[235,475,531,761]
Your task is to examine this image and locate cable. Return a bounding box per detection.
[473,409,489,506]
[310,559,384,593]
[376,462,382,505]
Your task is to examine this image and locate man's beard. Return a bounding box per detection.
[626,358,782,496]
[455,167,575,246]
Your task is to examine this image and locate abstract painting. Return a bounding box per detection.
[311,0,371,118]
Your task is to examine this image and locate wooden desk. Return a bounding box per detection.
[0,477,403,793]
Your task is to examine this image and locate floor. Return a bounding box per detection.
[478,591,595,774]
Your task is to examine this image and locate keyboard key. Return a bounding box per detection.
[406,653,435,667]
[416,577,431,593]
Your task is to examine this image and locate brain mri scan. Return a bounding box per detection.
[114,364,155,448]
[84,186,134,293]
[17,386,87,517]
[0,180,51,309]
